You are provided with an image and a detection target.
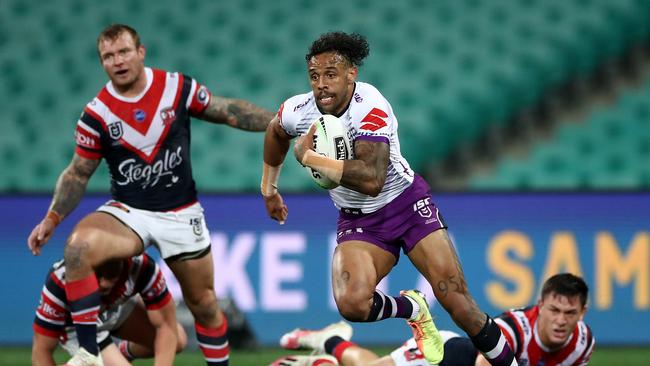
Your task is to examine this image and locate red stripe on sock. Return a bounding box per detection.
[195,314,228,337]
[199,344,230,359]
[71,308,100,323]
[65,275,99,301]
[333,341,356,361]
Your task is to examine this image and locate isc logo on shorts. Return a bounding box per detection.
[413,198,432,218]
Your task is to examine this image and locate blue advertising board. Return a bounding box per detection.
[0,193,648,345]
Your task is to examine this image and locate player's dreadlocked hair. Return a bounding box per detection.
[541,273,589,307]
[306,32,370,67]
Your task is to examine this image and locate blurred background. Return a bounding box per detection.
[1,0,648,363]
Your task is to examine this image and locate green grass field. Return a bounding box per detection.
[3,346,650,365]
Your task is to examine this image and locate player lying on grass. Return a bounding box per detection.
[32,253,186,366]
[271,273,594,366]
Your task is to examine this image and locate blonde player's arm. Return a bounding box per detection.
[200,95,275,131]
[27,154,100,255]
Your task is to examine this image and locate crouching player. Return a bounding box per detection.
[32,253,186,366]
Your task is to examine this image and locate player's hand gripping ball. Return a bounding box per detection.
[306,114,353,189]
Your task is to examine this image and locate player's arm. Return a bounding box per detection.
[198,96,275,131]
[146,300,179,366]
[295,124,389,197]
[261,116,291,224]
[50,154,101,217]
[340,139,389,196]
[27,154,100,255]
[31,332,59,366]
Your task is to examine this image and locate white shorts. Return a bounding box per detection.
[61,297,138,355]
[98,200,211,259]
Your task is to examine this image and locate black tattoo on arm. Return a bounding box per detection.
[50,155,100,219]
[340,140,389,196]
[200,96,275,131]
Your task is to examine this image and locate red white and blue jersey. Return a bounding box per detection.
[74,67,211,211]
[33,253,171,338]
[495,306,595,366]
[278,82,414,213]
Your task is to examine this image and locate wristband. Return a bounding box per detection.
[46,210,62,227]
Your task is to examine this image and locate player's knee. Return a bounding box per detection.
[336,296,371,321]
[64,237,96,270]
[184,290,219,324]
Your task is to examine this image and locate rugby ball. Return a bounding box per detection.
[305,114,353,189]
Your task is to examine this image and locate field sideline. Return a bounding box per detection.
[2,346,650,365]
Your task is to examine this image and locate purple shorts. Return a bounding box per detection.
[336,175,447,259]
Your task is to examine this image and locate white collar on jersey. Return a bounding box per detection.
[533,320,574,353]
[106,67,154,103]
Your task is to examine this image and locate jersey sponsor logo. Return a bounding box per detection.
[133,109,146,123]
[39,301,65,319]
[334,136,349,160]
[160,107,177,126]
[293,97,312,112]
[75,130,96,148]
[353,92,363,103]
[360,108,388,131]
[115,146,183,188]
[109,121,124,140]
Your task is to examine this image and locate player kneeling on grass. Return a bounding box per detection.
[32,254,186,366]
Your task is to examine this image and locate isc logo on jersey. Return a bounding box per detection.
[305,114,353,189]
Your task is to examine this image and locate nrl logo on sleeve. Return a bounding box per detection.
[109,121,123,140]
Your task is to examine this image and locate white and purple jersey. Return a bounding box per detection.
[278,82,414,213]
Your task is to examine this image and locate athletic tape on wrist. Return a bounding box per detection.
[261,162,282,197]
[302,150,344,184]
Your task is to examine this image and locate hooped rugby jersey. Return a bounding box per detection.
[33,253,171,339]
[75,67,211,211]
[278,82,414,213]
[495,305,595,366]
